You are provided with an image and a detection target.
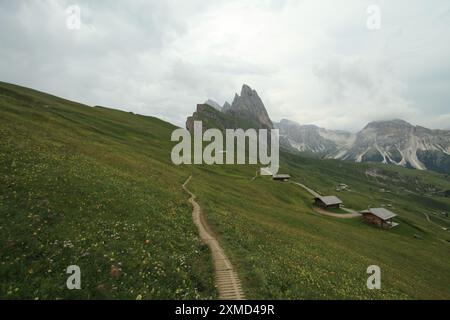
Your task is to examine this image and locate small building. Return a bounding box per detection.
[361,208,399,229]
[272,174,291,182]
[336,183,349,192]
[314,196,343,209]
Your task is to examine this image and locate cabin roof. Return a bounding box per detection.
[273,174,291,179]
[361,208,397,220]
[315,196,343,206]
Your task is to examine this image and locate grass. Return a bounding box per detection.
[0,81,215,299]
[190,166,450,299]
[1,81,450,299]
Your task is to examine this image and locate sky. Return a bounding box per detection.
[1,0,449,132]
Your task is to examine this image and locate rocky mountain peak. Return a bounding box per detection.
[222,101,231,111]
[228,84,273,129]
[187,84,274,131]
[241,84,256,96]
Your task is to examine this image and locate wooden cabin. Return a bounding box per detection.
[314,196,343,209]
[272,174,291,182]
[361,208,399,229]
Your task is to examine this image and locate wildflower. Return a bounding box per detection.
[110,265,121,278]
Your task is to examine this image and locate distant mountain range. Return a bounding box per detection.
[276,119,450,174]
[274,119,355,155]
[187,84,450,174]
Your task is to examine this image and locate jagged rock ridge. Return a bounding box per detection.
[226,84,273,129]
[187,84,273,131]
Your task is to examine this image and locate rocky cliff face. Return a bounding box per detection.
[186,84,274,131]
[186,104,215,132]
[226,84,273,129]
[222,101,231,111]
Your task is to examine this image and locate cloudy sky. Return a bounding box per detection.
[1,0,449,131]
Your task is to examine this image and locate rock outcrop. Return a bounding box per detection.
[204,99,222,111]
[226,84,273,129]
[186,84,274,131]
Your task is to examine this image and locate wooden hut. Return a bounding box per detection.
[314,196,343,209]
[361,208,399,229]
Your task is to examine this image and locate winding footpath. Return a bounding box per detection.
[423,212,448,231]
[182,176,245,300]
[293,182,321,198]
[312,207,362,219]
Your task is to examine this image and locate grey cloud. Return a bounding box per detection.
[0,0,449,131]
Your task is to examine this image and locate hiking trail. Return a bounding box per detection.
[183,175,245,300]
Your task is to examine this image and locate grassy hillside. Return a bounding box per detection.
[191,157,450,299]
[1,81,449,299]
[0,82,215,299]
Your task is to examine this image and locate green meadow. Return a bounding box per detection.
[1,81,449,299]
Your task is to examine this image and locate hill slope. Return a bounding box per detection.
[0,81,215,299]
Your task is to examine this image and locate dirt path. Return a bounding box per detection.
[341,207,361,215]
[292,182,321,197]
[423,212,448,231]
[313,207,362,219]
[182,176,245,300]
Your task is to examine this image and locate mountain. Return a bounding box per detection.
[187,84,273,132]
[275,119,355,155]
[336,120,450,173]
[277,118,450,174]
[226,84,273,129]
[191,87,450,174]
